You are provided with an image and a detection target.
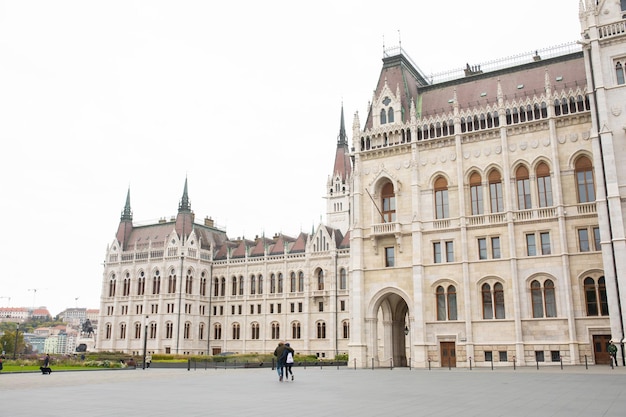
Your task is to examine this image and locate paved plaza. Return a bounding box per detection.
[1,365,625,416]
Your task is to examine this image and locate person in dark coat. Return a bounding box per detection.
[282,342,295,381]
[43,354,50,367]
[273,342,286,381]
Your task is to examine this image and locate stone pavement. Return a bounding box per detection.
[1,365,625,417]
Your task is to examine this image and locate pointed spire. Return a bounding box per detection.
[120,188,133,222]
[332,105,353,182]
[338,104,347,145]
[178,177,191,213]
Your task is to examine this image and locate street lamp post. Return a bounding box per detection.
[13,323,19,360]
[142,316,148,370]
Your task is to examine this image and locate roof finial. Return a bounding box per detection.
[179,176,191,213]
[120,187,132,221]
[338,103,347,145]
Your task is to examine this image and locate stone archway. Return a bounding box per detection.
[370,291,410,367]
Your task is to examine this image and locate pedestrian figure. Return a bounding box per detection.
[283,342,295,381]
[608,340,618,367]
[43,354,50,367]
[273,342,286,381]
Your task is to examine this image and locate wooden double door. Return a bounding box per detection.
[593,335,612,365]
[440,342,456,367]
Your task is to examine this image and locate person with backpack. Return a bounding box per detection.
[282,342,295,381]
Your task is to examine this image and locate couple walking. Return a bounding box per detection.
[273,342,295,381]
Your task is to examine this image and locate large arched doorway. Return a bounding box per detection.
[371,291,410,367]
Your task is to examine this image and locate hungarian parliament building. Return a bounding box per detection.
[97,1,626,368]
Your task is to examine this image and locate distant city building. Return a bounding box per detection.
[0,307,50,322]
[98,2,626,368]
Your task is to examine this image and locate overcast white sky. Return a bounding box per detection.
[0,1,581,316]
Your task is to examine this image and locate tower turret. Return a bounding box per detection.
[326,105,352,234]
[115,188,133,250]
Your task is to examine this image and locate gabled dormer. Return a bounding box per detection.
[373,79,402,129]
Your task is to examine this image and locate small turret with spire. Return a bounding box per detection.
[326,105,352,234]
[175,177,194,244]
[115,188,134,250]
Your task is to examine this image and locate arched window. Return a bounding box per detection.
[482,282,505,319]
[434,176,449,219]
[232,276,237,296]
[199,323,205,340]
[298,271,304,292]
[317,321,326,338]
[119,323,126,339]
[292,322,301,339]
[123,275,130,296]
[185,271,193,295]
[184,322,191,339]
[436,285,457,320]
[317,269,324,291]
[575,156,595,203]
[271,322,280,340]
[250,275,256,295]
[482,283,493,319]
[258,275,263,295]
[489,170,504,213]
[342,321,350,339]
[251,322,260,340]
[516,165,531,210]
[149,322,157,339]
[290,272,296,293]
[381,182,396,222]
[168,270,176,294]
[105,323,111,339]
[339,268,347,290]
[380,108,387,124]
[152,271,161,295]
[278,273,283,294]
[554,99,561,116]
[388,107,394,123]
[200,272,207,296]
[214,323,222,340]
[134,323,141,339]
[213,277,219,297]
[531,279,557,318]
[270,274,276,294]
[536,162,553,207]
[584,276,609,316]
[109,274,116,297]
[232,323,240,340]
[166,322,174,339]
[137,272,145,296]
[616,62,625,85]
[469,172,483,215]
[220,277,225,296]
[239,276,244,295]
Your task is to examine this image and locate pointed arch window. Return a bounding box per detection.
[536,162,553,207]
[342,321,350,339]
[317,269,324,291]
[575,156,595,203]
[434,176,449,219]
[381,182,396,222]
[137,272,145,296]
[516,165,531,210]
[271,322,280,340]
[278,273,283,294]
[339,268,347,290]
[109,274,116,297]
[388,107,394,123]
[152,271,160,295]
[232,323,240,340]
[380,108,387,124]
[584,276,609,316]
[258,274,263,294]
[616,61,625,85]
[270,274,276,294]
[250,275,256,295]
[298,271,304,292]
[199,322,205,340]
[290,272,296,293]
[166,322,174,339]
[489,170,504,213]
[232,276,237,296]
[436,285,457,320]
[214,323,222,340]
[238,276,244,295]
[213,277,219,297]
[200,272,207,296]
[470,172,484,215]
